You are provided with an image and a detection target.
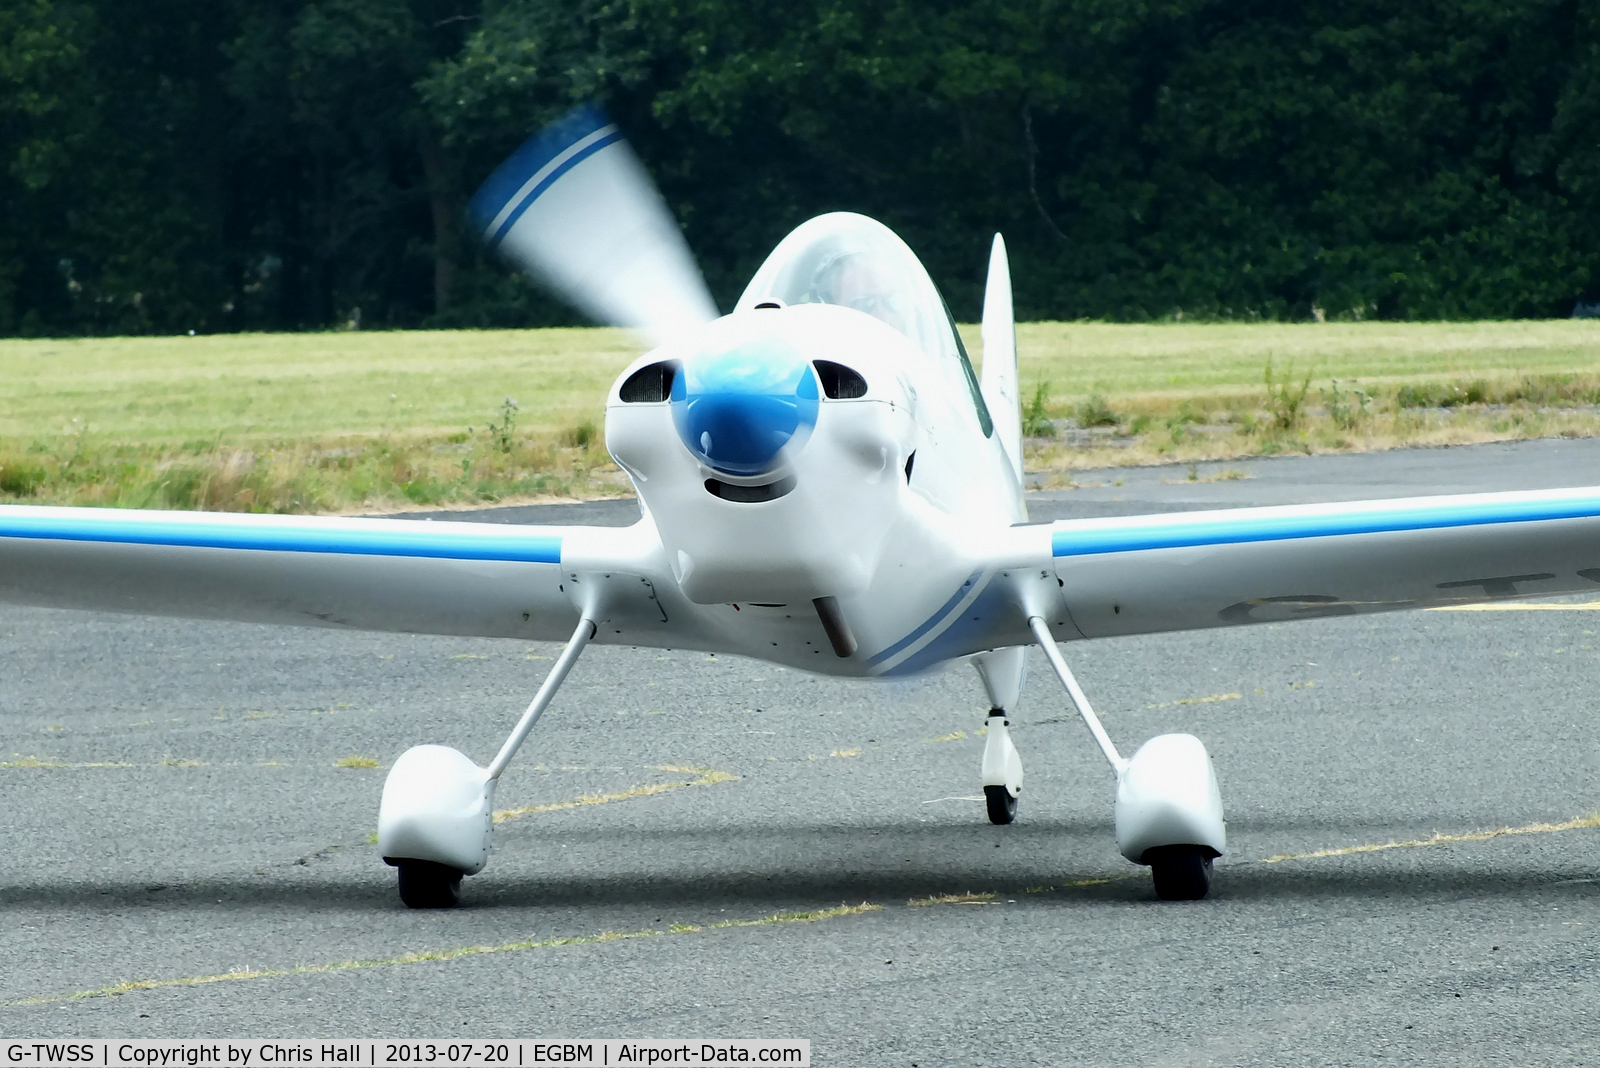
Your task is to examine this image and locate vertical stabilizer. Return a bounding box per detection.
[981,234,1023,484]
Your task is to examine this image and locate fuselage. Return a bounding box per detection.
[591,213,1029,678]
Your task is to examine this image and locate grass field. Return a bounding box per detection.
[2,321,1598,512]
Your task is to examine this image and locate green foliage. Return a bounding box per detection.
[564,421,598,449]
[4,2,1600,334]
[1075,393,1120,428]
[0,457,46,496]
[1392,374,1600,409]
[1320,379,1371,429]
[1507,374,1600,406]
[1021,381,1056,437]
[484,396,519,454]
[1395,381,1488,409]
[1263,358,1311,431]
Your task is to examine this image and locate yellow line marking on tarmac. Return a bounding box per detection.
[1430,602,1600,611]
[0,756,136,769]
[1146,693,1242,710]
[1022,877,1127,894]
[924,731,967,743]
[1259,812,1600,863]
[909,891,997,906]
[12,805,1599,1006]
[1,756,394,770]
[917,811,1600,906]
[492,765,739,824]
[6,902,881,1007]
[11,726,1593,1009]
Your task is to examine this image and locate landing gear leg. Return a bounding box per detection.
[1026,617,1225,901]
[973,649,1026,825]
[982,713,1022,824]
[378,616,597,908]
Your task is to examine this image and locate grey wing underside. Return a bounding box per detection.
[0,506,670,643]
[1041,487,1600,640]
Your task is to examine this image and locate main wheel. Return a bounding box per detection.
[396,860,463,909]
[1146,845,1213,901]
[984,784,1018,825]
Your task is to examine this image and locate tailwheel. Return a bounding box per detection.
[984,784,1018,825]
[1146,845,1213,901]
[397,860,464,909]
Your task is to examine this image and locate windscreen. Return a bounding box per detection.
[737,213,962,364]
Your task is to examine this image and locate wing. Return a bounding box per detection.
[0,505,676,644]
[897,486,1600,669]
[1033,486,1600,639]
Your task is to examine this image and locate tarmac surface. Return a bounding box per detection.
[2,438,1599,1064]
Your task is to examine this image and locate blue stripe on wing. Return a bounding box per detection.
[0,510,562,564]
[1052,489,1600,558]
[467,104,623,248]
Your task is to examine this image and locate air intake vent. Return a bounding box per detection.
[705,476,796,503]
[814,360,867,399]
[619,360,678,402]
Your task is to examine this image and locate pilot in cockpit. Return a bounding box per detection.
[740,213,956,364]
[813,249,911,335]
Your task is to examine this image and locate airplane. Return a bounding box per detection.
[4,105,1599,909]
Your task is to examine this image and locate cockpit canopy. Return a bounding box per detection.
[737,213,963,365]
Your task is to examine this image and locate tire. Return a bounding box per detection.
[1146,845,1213,901]
[396,860,463,909]
[984,784,1018,825]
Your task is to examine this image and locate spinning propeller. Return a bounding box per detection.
[467,105,719,345]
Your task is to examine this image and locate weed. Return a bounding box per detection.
[485,396,519,454]
[1264,357,1311,430]
[0,458,46,496]
[1022,381,1056,436]
[564,421,598,449]
[1320,379,1371,429]
[1075,392,1119,428]
[1168,401,1205,426]
[1395,381,1487,408]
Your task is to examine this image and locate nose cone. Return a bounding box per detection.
[671,341,819,477]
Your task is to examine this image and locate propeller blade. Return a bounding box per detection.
[468,105,719,345]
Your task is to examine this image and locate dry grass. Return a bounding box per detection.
[0,329,633,511]
[2,321,1598,512]
[1001,320,1600,476]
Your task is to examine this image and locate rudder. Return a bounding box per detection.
[980,234,1023,484]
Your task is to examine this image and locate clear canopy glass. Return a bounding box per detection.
[737,212,962,364]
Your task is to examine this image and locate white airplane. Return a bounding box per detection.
[4,107,1599,909]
